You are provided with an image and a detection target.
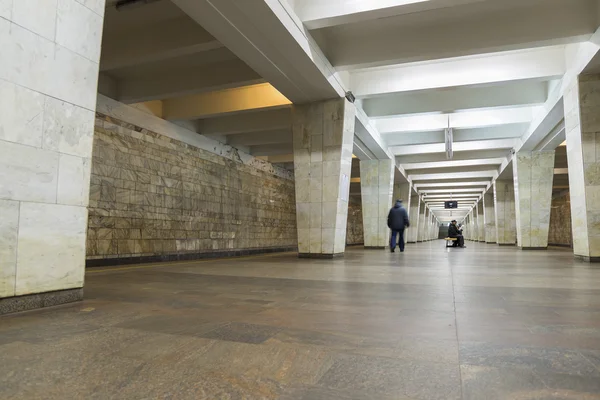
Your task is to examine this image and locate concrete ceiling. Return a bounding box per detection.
[98,0,600,222]
[99,0,293,161]
[286,0,600,222]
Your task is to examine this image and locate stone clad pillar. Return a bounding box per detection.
[477,201,485,242]
[470,209,478,242]
[513,151,555,249]
[418,205,428,242]
[360,160,394,249]
[564,74,600,261]
[293,99,356,258]
[408,194,420,243]
[0,0,105,312]
[393,182,412,245]
[494,180,517,245]
[484,190,497,243]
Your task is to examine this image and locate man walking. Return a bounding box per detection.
[387,199,410,252]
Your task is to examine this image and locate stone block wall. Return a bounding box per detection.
[346,198,364,245]
[548,191,573,247]
[87,114,297,264]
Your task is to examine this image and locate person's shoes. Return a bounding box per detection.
[400,250,404,252]
[390,248,395,253]
[460,246,467,248]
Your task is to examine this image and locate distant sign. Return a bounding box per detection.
[445,201,458,209]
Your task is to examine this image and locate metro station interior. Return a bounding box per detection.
[2,0,600,398]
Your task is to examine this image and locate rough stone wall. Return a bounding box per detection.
[548,192,573,247]
[346,198,364,245]
[87,114,297,263]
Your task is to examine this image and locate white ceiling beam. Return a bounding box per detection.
[384,125,526,146]
[296,0,488,30]
[378,107,538,134]
[173,0,397,170]
[353,47,565,97]
[355,107,395,161]
[100,17,223,72]
[420,188,485,194]
[172,0,344,103]
[496,30,600,180]
[403,158,505,171]
[415,181,489,189]
[411,171,498,181]
[424,193,484,198]
[534,121,566,151]
[397,149,511,164]
[425,196,480,200]
[427,204,478,207]
[325,0,596,69]
[196,108,291,135]
[363,80,548,117]
[391,138,519,156]
[117,59,264,103]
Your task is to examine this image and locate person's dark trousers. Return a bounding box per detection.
[454,235,464,247]
[390,229,405,252]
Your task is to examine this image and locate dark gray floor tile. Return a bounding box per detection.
[279,385,414,400]
[2,243,600,399]
[116,314,223,337]
[460,342,600,376]
[198,322,282,344]
[536,371,600,397]
[318,353,461,399]
[461,364,547,400]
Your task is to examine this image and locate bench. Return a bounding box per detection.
[444,237,457,248]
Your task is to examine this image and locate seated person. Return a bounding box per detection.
[448,220,466,248]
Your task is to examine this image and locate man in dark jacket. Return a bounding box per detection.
[448,220,466,248]
[387,199,410,252]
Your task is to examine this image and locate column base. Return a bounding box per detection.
[519,246,547,250]
[299,253,344,259]
[0,288,83,316]
[407,241,417,244]
[485,242,497,244]
[548,243,572,248]
[574,255,600,263]
[498,243,516,246]
[364,246,386,250]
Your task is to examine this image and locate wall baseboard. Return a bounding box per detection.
[0,288,83,316]
[86,247,298,267]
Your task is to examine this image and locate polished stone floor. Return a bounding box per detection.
[2,241,600,399]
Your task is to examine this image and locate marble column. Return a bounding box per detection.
[477,200,485,242]
[418,205,428,242]
[408,194,420,243]
[469,209,478,242]
[360,160,394,249]
[564,74,600,261]
[0,0,105,312]
[293,98,356,258]
[484,191,497,243]
[513,151,555,249]
[393,182,412,245]
[494,180,517,245]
